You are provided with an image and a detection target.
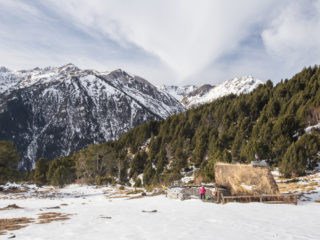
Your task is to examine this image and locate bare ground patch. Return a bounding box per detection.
[0,210,73,236]
[37,212,73,224]
[278,181,320,194]
[0,186,28,194]
[0,204,22,211]
[0,217,35,235]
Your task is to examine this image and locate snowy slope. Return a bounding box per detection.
[182,76,263,108]
[1,183,320,240]
[157,85,197,101]
[305,123,320,134]
[0,67,20,93]
[0,64,185,170]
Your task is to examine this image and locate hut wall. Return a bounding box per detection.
[166,187,215,200]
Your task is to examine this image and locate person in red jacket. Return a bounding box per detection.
[200,185,206,199]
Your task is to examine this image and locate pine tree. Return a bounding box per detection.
[0,141,20,184]
[33,158,48,186]
[51,165,71,188]
[0,141,20,169]
[129,151,148,177]
[143,161,155,186]
[280,143,303,177]
[47,156,76,185]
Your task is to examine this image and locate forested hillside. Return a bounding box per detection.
[111,65,320,185]
[2,66,320,186]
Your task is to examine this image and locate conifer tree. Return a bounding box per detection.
[51,165,71,188]
[143,161,155,186]
[0,141,19,169]
[0,141,20,184]
[34,157,48,186]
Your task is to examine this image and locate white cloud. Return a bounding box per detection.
[0,0,176,84]
[45,0,282,81]
[262,0,320,69]
[1,0,320,86]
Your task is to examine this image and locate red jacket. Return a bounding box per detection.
[200,187,206,194]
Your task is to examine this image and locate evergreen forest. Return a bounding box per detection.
[2,66,320,187]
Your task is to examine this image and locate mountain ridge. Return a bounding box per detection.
[0,64,185,170]
[158,76,263,108]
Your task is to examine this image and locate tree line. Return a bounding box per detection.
[1,65,320,186]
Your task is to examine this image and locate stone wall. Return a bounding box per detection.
[167,187,215,200]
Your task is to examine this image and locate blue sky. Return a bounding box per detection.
[1,0,320,86]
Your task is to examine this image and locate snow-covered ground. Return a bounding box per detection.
[305,123,320,134]
[1,178,320,240]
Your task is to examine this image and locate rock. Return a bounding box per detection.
[151,188,163,195]
[142,210,157,213]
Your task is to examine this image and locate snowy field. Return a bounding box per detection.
[1,174,320,240]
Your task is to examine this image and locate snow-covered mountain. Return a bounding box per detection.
[157,85,197,101]
[158,76,263,109]
[0,64,185,170]
[181,76,263,108]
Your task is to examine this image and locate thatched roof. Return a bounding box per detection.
[214,163,279,196]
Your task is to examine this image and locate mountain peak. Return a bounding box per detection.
[157,85,198,101]
[0,66,11,73]
[59,63,80,72]
[108,68,129,77]
[180,76,263,108]
[0,65,185,169]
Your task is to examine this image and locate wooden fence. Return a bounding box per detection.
[219,194,298,205]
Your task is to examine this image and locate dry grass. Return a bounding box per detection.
[307,181,318,186]
[0,207,73,236]
[305,187,316,192]
[106,194,128,199]
[0,204,22,211]
[106,189,145,199]
[126,195,145,200]
[0,217,34,235]
[0,187,27,194]
[37,212,72,224]
[215,163,279,196]
[102,189,114,194]
[278,181,320,194]
[126,189,143,195]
